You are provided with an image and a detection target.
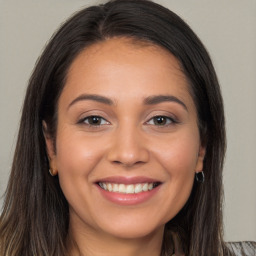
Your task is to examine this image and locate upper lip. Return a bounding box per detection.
[95,176,161,184]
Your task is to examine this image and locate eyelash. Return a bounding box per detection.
[78,115,178,128]
[78,115,110,127]
[146,115,178,126]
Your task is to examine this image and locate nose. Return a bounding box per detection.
[107,125,150,167]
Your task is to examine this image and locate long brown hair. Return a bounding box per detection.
[0,1,229,255]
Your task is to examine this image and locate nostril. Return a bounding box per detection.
[113,160,122,165]
[112,159,147,167]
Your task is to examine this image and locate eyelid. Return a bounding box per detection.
[146,115,178,126]
[147,116,173,124]
[78,115,110,126]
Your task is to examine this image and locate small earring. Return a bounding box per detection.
[195,171,205,183]
[49,168,57,176]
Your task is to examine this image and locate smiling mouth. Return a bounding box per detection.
[98,182,161,194]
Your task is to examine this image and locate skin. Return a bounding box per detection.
[45,37,205,256]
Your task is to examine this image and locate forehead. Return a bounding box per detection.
[68,37,186,81]
[62,37,194,109]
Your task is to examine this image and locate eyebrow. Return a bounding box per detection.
[68,94,114,109]
[144,95,188,111]
[68,93,187,111]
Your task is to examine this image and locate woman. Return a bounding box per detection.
[0,0,255,255]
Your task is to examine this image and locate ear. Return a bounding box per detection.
[195,145,206,172]
[42,121,58,175]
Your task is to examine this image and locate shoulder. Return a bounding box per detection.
[225,241,256,256]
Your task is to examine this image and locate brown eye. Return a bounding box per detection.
[147,116,175,126]
[82,116,109,126]
[154,116,168,125]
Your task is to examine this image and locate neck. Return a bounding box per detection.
[67,217,164,256]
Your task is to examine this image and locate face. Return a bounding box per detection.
[45,38,205,240]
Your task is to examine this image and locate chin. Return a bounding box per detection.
[101,222,164,240]
[92,210,168,240]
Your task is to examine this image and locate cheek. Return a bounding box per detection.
[54,130,108,215]
[55,129,105,182]
[151,129,199,217]
[154,131,200,176]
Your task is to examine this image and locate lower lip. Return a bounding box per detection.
[96,185,161,206]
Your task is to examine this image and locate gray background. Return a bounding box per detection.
[0,0,255,242]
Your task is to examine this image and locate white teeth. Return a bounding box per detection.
[99,182,158,194]
[134,184,143,193]
[113,183,119,192]
[142,183,148,191]
[119,184,126,193]
[107,183,112,192]
[148,183,153,190]
[126,184,135,194]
